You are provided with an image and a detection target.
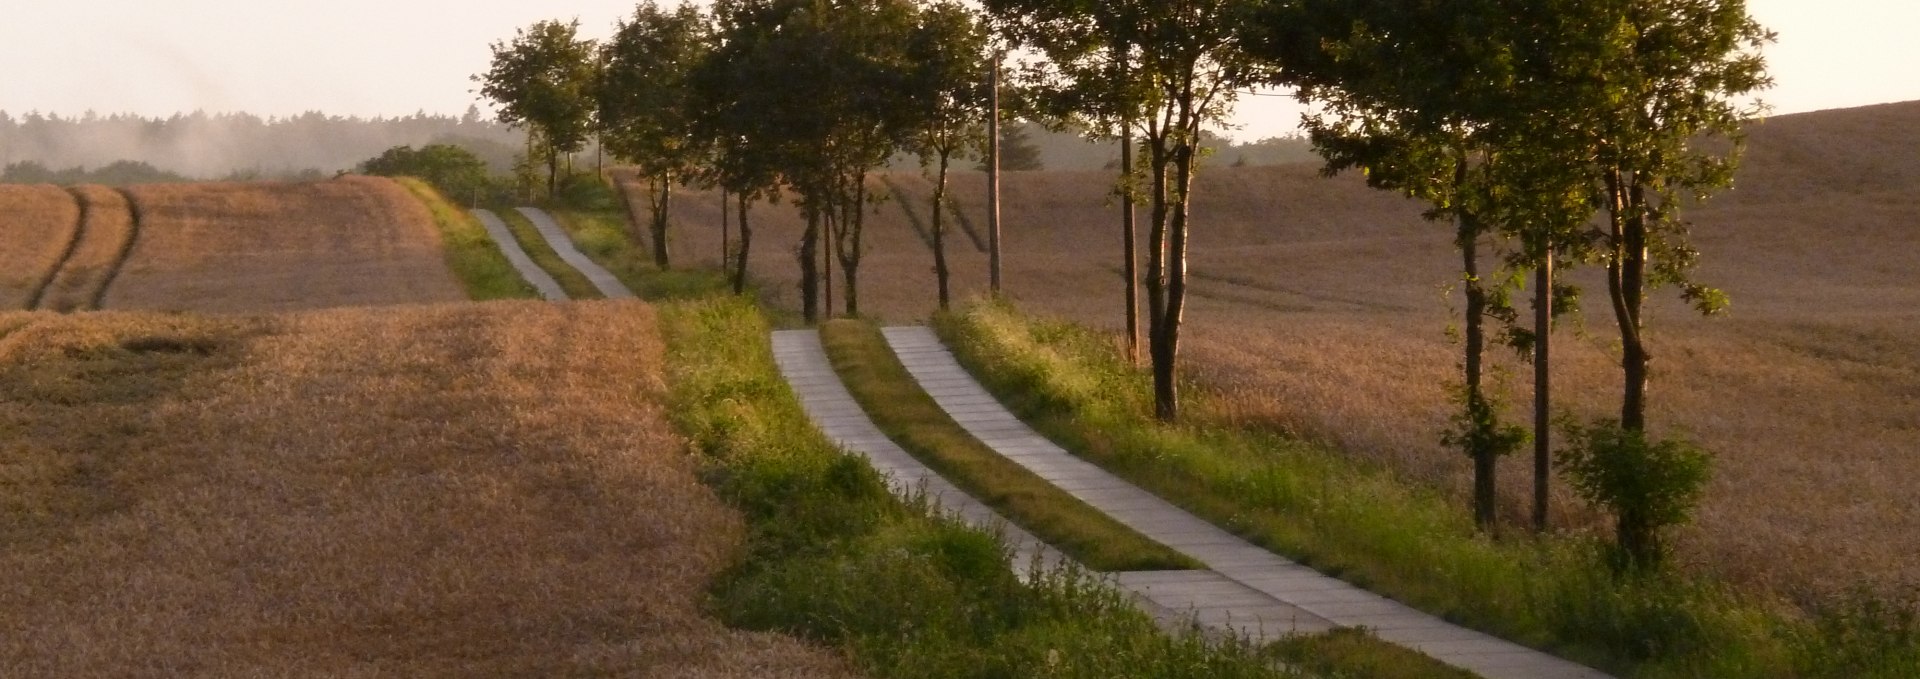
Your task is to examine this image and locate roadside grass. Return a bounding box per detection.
[394,177,537,300]
[818,318,1196,572]
[493,207,604,300]
[935,298,1920,678]
[545,208,734,302]
[1270,628,1479,679]
[657,296,1303,679]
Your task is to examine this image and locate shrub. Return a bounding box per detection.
[1557,419,1713,573]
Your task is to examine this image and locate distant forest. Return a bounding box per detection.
[0,108,523,183]
[0,108,1311,184]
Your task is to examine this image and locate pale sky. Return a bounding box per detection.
[1,0,1915,142]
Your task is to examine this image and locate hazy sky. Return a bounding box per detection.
[2,0,1915,142]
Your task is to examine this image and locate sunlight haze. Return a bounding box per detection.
[1,0,1915,141]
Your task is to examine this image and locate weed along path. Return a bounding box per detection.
[472,209,566,300]
[879,326,1613,679]
[515,207,635,300]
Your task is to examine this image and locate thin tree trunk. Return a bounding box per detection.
[547,138,560,201]
[987,54,1002,293]
[651,174,673,269]
[933,151,951,310]
[1145,130,1171,421]
[721,187,730,273]
[1533,237,1553,531]
[733,192,752,295]
[1604,167,1651,432]
[1455,154,1495,530]
[801,203,820,323]
[1156,136,1198,423]
[824,194,835,320]
[840,173,864,318]
[1122,122,1140,366]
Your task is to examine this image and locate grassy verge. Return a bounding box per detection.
[544,208,734,302]
[819,318,1195,572]
[394,178,537,301]
[657,297,1304,679]
[935,299,1920,678]
[493,208,604,300]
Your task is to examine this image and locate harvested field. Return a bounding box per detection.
[0,184,80,309]
[105,176,467,313]
[35,185,138,312]
[632,101,1920,604]
[0,302,855,678]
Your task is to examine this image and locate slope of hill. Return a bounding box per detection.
[0,302,855,677]
[105,176,468,313]
[631,100,1920,604]
[0,184,80,309]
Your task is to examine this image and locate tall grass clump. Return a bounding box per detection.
[394,177,537,300]
[658,296,1301,679]
[934,298,1920,678]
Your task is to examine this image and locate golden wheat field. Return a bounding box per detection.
[635,101,1920,605]
[104,176,468,313]
[0,302,855,678]
[35,185,138,313]
[0,184,81,309]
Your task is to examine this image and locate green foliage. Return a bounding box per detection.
[1789,590,1920,678]
[1557,419,1713,573]
[359,144,491,203]
[657,297,1302,679]
[1439,384,1528,464]
[476,19,599,198]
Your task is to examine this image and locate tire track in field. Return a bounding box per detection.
[24,188,89,311]
[34,186,140,312]
[89,188,146,310]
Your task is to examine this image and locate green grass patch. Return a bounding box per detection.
[819,318,1195,572]
[492,208,604,300]
[393,178,537,300]
[658,296,1308,679]
[1270,628,1480,679]
[934,298,1920,678]
[543,209,736,302]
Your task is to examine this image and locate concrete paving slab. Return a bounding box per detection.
[471,209,567,301]
[876,325,1615,679]
[515,207,636,299]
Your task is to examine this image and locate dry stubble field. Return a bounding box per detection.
[106,176,469,313]
[636,101,1920,605]
[0,302,855,678]
[0,184,81,309]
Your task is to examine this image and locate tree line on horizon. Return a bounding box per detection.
[0,109,524,181]
[481,0,1771,572]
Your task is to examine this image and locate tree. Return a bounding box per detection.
[1250,0,1548,530]
[904,1,991,310]
[989,0,1265,421]
[977,121,1044,172]
[477,19,598,200]
[358,144,490,203]
[600,2,714,269]
[697,0,793,297]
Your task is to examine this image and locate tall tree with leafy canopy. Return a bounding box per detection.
[988,0,1266,421]
[599,1,714,269]
[1542,0,1770,570]
[477,19,598,200]
[1248,0,1563,530]
[903,1,991,310]
[696,0,794,297]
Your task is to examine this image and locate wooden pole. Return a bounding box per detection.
[1533,240,1553,531]
[987,52,1003,294]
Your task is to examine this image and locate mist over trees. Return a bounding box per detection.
[0,109,522,181]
